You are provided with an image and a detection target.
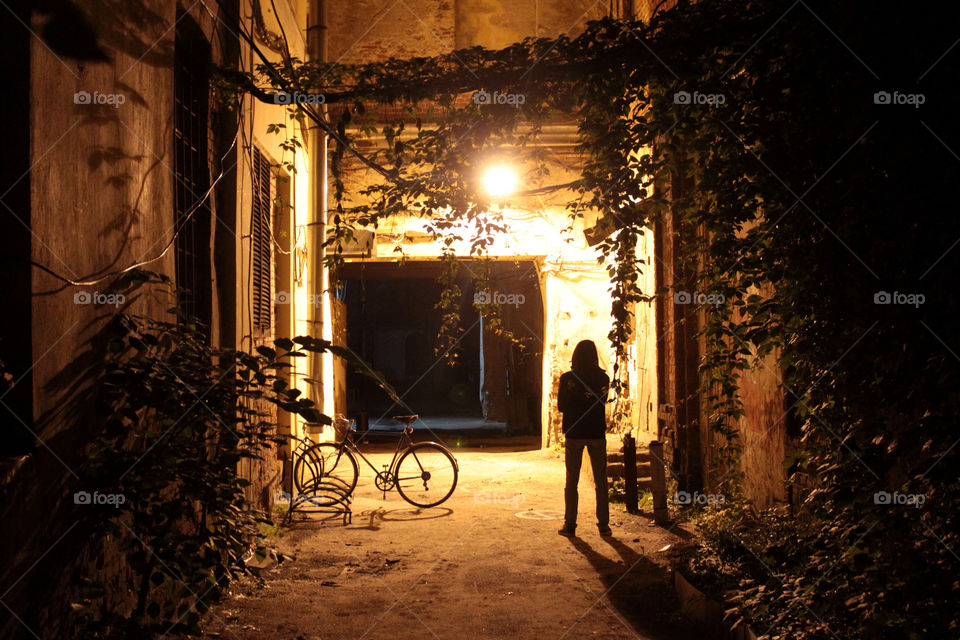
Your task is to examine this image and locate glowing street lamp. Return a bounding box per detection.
[481,164,518,198]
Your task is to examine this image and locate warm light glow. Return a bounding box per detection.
[481,164,519,198]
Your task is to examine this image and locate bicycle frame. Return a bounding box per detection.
[338,425,416,478]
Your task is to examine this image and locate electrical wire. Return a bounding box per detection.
[31,127,239,286]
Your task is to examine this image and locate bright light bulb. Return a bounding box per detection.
[481,164,518,198]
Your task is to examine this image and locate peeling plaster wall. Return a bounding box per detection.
[737,348,788,507]
[327,0,607,64]
[328,0,456,63]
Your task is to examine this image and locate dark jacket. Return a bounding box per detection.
[557,368,609,439]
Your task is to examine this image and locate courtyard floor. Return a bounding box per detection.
[197,442,699,640]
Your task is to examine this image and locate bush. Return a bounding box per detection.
[77,311,336,637]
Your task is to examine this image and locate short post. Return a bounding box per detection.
[649,440,669,525]
[357,410,369,433]
[280,451,294,520]
[623,433,638,514]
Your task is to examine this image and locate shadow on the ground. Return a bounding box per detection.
[567,535,698,640]
[634,516,695,540]
[287,506,453,531]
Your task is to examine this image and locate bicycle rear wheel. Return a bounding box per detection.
[293,443,358,504]
[395,443,458,508]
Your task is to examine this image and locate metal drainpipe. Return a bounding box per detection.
[307,0,328,424]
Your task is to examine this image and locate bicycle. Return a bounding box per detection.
[292,415,459,508]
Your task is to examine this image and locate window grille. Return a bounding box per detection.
[251,146,273,331]
[173,15,212,330]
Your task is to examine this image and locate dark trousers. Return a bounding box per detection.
[564,438,609,529]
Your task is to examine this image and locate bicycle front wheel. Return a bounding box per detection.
[395,443,458,508]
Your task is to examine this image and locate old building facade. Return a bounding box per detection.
[0,0,328,633]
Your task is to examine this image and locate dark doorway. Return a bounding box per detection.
[339,260,543,437]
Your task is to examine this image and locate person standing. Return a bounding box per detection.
[557,339,611,537]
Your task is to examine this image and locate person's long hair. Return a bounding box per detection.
[571,339,603,375]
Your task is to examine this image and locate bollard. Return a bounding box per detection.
[649,440,669,525]
[623,434,638,514]
[357,410,368,433]
[281,451,293,497]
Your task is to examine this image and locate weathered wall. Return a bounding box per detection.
[736,348,787,507]
[0,1,315,636]
[2,2,183,635]
[327,0,607,64]
[328,0,456,63]
[658,168,788,505]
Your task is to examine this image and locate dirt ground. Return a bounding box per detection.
[199,440,699,640]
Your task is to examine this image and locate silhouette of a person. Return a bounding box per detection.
[557,339,611,536]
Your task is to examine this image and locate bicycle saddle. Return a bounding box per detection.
[392,414,419,424]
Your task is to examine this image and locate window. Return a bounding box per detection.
[173,15,212,330]
[251,146,272,331]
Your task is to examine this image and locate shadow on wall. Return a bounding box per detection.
[0,306,129,638]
